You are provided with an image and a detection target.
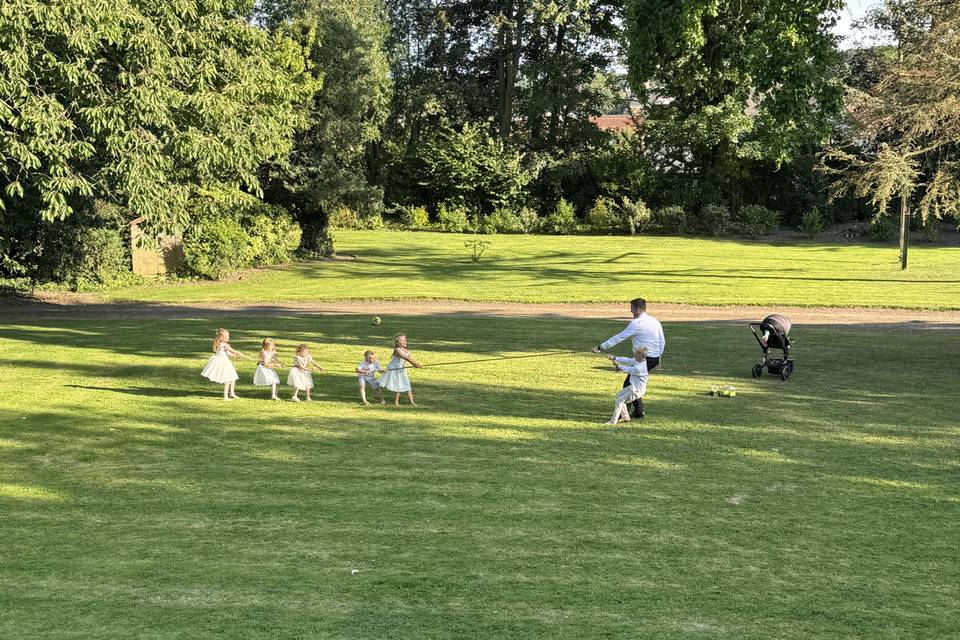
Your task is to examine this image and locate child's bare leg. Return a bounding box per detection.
[407,390,416,406]
[229,381,239,399]
[393,392,401,406]
[305,388,312,401]
[291,389,300,401]
[360,380,369,405]
[271,383,279,400]
[223,384,230,401]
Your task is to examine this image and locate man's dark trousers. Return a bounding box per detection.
[622,356,660,417]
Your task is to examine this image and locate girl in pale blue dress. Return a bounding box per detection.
[378,333,422,406]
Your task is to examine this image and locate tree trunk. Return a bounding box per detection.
[546,22,566,146]
[498,1,524,139]
[899,188,910,270]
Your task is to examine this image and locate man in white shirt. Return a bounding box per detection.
[592,298,665,418]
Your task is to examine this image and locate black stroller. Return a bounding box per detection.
[749,314,794,380]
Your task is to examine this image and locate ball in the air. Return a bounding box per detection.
[371,316,382,326]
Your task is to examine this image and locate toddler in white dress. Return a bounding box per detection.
[253,338,282,400]
[356,350,385,405]
[604,346,649,424]
[287,343,321,402]
[201,328,251,401]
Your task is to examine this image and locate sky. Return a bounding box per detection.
[832,0,891,49]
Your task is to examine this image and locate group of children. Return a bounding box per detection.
[200,328,648,422]
[200,328,422,405]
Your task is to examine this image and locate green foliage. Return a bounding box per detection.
[417,123,533,214]
[516,207,541,234]
[436,203,471,233]
[826,0,960,227]
[243,208,302,265]
[736,205,781,238]
[43,226,133,291]
[184,217,256,280]
[0,0,314,232]
[485,209,525,234]
[183,196,301,279]
[623,0,844,205]
[542,198,578,235]
[586,197,619,233]
[653,205,690,235]
[700,204,732,237]
[328,207,363,230]
[398,205,430,229]
[799,208,826,238]
[464,236,492,263]
[618,197,651,235]
[258,0,392,251]
[870,214,897,242]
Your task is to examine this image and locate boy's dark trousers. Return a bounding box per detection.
[623,356,660,417]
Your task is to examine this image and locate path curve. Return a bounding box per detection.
[4,295,959,329]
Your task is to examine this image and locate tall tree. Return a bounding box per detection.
[0,0,313,270]
[257,0,392,254]
[827,0,960,228]
[622,0,844,206]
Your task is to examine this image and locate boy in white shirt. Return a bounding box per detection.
[604,347,649,424]
[356,350,385,405]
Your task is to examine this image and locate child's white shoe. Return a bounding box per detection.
[291,396,300,402]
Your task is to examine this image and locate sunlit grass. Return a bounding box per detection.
[0,314,958,638]
[109,231,960,309]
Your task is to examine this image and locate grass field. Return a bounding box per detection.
[110,231,960,309]
[2,313,958,638]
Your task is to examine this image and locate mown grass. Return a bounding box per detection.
[1,313,958,638]
[111,231,960,309]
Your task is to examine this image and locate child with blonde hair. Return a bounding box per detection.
[201,328,252,401]
[604,346,649,424]
[378,333,422,406]
[287,343,321,402]
[253,338,282,400]
[356,349,385,405]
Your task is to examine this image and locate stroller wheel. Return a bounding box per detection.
[751,364,763,378]
[780,361,794,380]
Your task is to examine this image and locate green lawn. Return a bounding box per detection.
[112,231,960,309]
[1,313,958,638]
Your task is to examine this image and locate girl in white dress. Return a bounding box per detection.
[355,349,385,405]
[378,333,422,406]
[287,343,321,402]
[201,328,251,401]
[253,338,282,400]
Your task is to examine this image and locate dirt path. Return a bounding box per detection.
[3,294,959,329]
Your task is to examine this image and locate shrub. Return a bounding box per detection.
[870,214,896,241]
[799,208,825,238]
[654,205,689,235]
[184,217,255,279]
[437,203,470,232]
[619,197,651,236]
[45,226,133,291]
[921,218,940,243]
[736,205,780,238]
[242,206,301,265]
[542,198,577,234]
[700,204,732,236]
[484,208,525,233]
[418,122,533,213]
[586,197,618,233]
[399,205,430,229]
[517,207,540,234]
[328,206,362,229]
